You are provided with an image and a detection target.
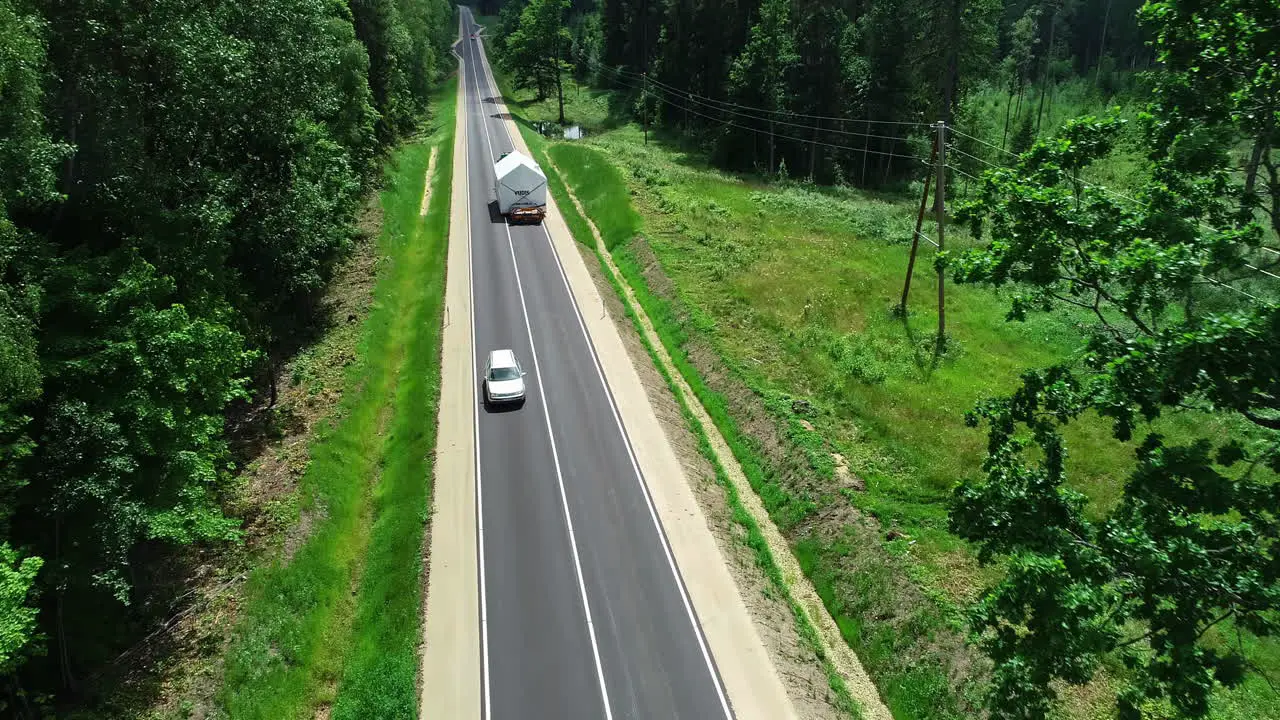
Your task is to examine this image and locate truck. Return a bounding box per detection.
[494,150,547,224]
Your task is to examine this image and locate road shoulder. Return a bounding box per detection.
[418,31,481,720]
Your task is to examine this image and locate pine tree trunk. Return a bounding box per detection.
[941,0,961,125]
[1036,9,1056,134]
[1244,135,1266,200]
[268,356,278,408]
[810,120,818,181]
[770,120,776,176]
[1242,134,1272,231]
[555,41,565,124]
[1094,0,1112,88]
[54,516,76,692]
[1001,79,1016,150]
[860,118,870,185]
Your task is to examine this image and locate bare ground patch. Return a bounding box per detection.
[419,147,439,217]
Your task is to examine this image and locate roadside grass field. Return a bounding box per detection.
[217,80,455,719]
[498,74,1280,720]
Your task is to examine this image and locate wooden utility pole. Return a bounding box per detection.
[642,0,648,145]
[643,72,648,145]
[935,121,947,348]
[810,118,818,180]
[769,120,776,176]
[860,117,870,185]
[899,136,939,313]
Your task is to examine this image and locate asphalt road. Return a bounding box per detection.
[458,9,736,720]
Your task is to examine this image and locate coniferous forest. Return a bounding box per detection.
[482,0,1166,183]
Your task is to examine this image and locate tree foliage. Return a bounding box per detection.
[0,0,61,680]
[503,0,574,122]
[721,0,798,173]
[0,0,454,708]
[596,0,1007,181]
[948,1,1280,715]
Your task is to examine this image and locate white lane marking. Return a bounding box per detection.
[466,18,616,720]
[477,36,516,151]
[537,230,736,719]
[459,14,493,720]
[471,29,736,719]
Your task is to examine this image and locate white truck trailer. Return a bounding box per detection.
[494,150,547,224]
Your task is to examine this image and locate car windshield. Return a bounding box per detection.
[489,366,520,381]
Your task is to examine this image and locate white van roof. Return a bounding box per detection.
[488,348,518,367]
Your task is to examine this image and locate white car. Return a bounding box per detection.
[483,349,527,406]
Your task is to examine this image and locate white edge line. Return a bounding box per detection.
[471,20,734,719]
[459,15,493,720]
[466,16,616,720]
[537,231,737,719]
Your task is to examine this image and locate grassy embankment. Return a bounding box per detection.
[494,71,1279,720]
[217,79,455,720]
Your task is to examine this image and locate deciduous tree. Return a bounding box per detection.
[948,2,1280,711]
[506,0,573,122]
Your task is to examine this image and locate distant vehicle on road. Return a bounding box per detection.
[483,349,527,406]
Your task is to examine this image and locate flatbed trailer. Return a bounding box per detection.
[507,205,546,224]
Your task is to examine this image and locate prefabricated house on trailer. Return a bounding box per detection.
[493,150,547,224]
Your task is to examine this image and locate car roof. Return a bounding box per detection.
[487,348,518,367]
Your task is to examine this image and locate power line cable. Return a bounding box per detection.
[583,56,931,127]
[583,58,1274,297]
[948,127,1018,158]
[587,62,929,164]
[645,89,932,164]
[663,88,911,144]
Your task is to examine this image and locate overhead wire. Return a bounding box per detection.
[947,140,1147,208]
[947,146,1006,172]
[642,86,931,165]
[640,73,922,139]
[586,60,931,165]
[948,165,983,183]
[671,92,909,144]
[583,56,932,127]
[947,127,1018,158]
[579,58,1276,299]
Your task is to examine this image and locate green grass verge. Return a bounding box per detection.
[329,80,455,719]
[217,79,455,720]
[515,124,864,717]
